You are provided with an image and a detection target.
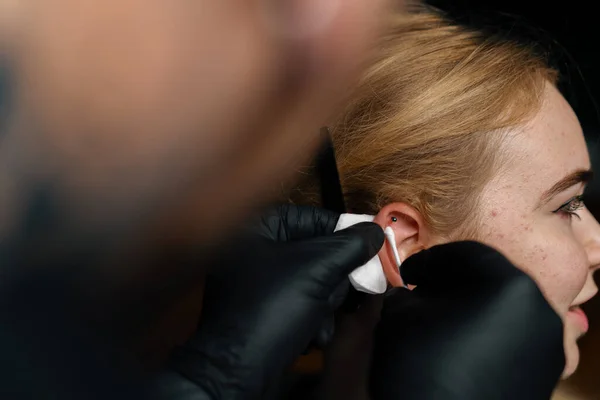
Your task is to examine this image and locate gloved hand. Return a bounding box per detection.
[370,241,565,400]
[157,204,384,400]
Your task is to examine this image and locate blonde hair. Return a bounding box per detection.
[294,8,557,238]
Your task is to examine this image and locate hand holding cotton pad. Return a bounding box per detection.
[334,213,404,294]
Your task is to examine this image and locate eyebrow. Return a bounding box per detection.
[538,169,594,207]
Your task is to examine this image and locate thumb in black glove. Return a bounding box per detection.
[370,241,564,400]
[164,204,384,400]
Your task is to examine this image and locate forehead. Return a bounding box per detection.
[491,84,590,202]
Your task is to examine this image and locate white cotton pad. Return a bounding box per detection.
[334,213,388,294]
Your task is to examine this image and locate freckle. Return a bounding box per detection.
[542,255,547,260]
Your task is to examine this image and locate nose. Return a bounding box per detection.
[576,208,600,273]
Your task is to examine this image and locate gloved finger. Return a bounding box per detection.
[329,279,351,311]
[313,315,335,349]
[304,222,384,293]
[400,241,523,286]
[300,314,334,353]
[253,204,341,242]
[306,281,349,349]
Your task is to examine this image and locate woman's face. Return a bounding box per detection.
[475,84,600,377]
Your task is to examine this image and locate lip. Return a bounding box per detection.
[568,307,589,334]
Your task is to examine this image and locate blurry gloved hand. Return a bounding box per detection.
[156,204,384,400]
[370,241,564,400]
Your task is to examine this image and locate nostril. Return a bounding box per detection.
[589,253,600,274]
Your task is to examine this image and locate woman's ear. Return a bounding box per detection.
[373,202,431,287]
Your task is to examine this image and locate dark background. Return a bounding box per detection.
[430,1,600,396]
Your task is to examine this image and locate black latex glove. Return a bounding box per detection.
[157,204,384,400]
[370,241,565,400]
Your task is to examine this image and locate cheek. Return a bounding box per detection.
[478,220,588,316]
[522,239,587,316]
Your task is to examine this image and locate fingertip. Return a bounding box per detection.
[307,222,384,293]
[343,222,385,257]
[348,221,384,237]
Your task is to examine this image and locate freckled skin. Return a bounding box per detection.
[375,84,600,378]
[475,84,600,377]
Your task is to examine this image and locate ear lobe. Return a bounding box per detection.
[373,202,429,287]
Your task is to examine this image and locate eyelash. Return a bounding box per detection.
[554,195,585,220]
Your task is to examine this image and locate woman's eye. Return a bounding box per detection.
[554,195,585,220]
